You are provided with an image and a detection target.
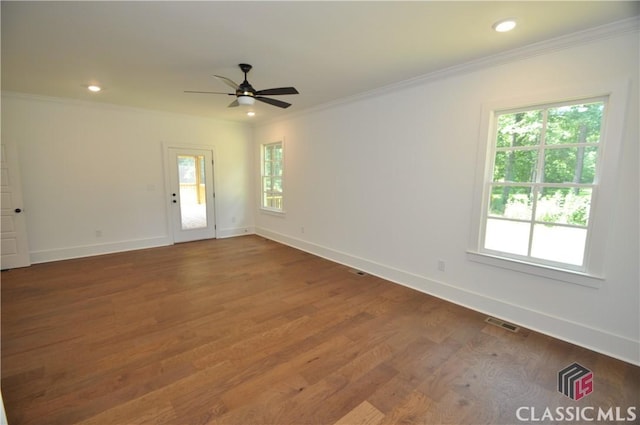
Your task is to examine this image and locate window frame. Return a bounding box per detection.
[467,80,630,287]
[484,97,605,271]
[260,140,285,213]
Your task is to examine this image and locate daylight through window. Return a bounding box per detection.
[261,141,284,211]
[481,98,606,270]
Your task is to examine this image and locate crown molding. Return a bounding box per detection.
[1,91,247,127]
[256,16,639,127]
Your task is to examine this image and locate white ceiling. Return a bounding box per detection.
[2,1,638,123]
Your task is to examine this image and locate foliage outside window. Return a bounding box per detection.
[481,98,605,271]
[261,141,284,211]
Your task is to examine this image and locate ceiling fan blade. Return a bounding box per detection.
[228,99,240,108]
[184,90,234,95]
[214,75,239,90]
[255,87,299,96]
[256,97,292,109]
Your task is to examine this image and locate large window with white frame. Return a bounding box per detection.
[480,98,606,271]
[466,79,631,287]
[261,141,284,212]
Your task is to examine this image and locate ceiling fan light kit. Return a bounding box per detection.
[185,63,299,110]
[237,96,255,106]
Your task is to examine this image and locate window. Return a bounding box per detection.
[480,98,605,271]
[466,80,631,287]
[261,141,284,212]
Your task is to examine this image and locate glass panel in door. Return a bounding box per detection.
[168,147,215,243]
[178,155,207,230]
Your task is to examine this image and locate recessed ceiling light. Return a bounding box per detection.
[87,85,101,92]
[247,111,256,117]
[493,19,517,33]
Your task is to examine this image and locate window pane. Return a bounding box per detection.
[197,157,205,182]
[272,176,282,193]
[264,145,273,161]
[535,187,592,226]
[531,224,586,266]
[484,219,530,256]
[263,177,272,192]
[264,193,282,209]
[546,102,604,145]
[274,145,283,161]
[263,160,274,177]
[543,146,598,184]
[496,110,542,148]
[493,150,538,182]
[273,160,282,177]
[489,186,533,220]
[178,156,196,184]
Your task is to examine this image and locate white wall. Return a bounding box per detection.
[1,94,254,262]
[253,30,639,364]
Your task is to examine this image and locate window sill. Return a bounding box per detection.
[466,251,603,288]
[259,207,286,217]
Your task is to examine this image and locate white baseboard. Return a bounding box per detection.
[28,229,257,263]
[216,226,255,239]
[29,236,172,264]
[256,227,640,366]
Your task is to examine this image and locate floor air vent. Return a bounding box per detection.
[348,269,367,277]
[485,316,520,333]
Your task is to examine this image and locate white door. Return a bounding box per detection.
[1,140,31,269]
[167,147,216,243]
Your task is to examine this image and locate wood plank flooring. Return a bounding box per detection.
[2,236,638,424]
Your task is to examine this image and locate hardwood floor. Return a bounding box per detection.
[2,236,638,424]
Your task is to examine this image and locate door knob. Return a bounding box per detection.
[14,208,22,213]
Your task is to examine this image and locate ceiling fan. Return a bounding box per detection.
[185,63,299,109]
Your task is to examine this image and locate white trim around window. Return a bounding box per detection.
[260,139,285,214]
[467,79,630,287]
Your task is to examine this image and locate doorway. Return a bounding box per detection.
[1,141,30,269]
[167,147,216,243]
